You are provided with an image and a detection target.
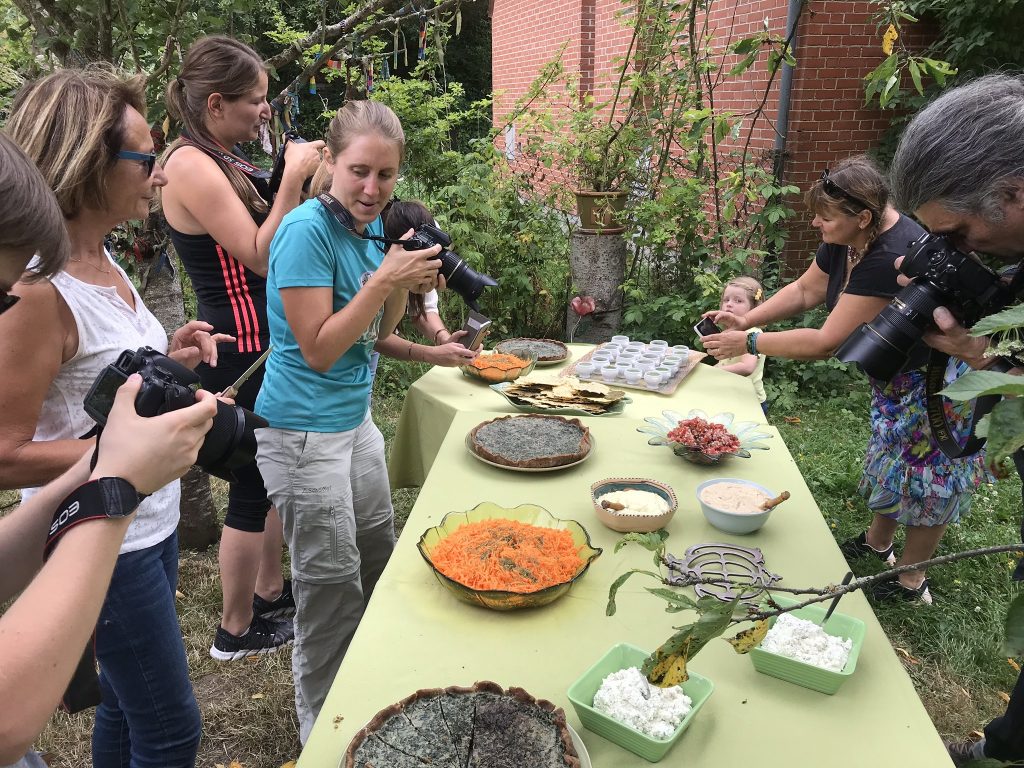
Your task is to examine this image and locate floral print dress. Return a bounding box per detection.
[859,358,991,527]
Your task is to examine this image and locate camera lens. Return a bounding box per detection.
[836,281,943,380]
[195,401,268,482]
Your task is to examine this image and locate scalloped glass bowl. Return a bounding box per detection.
[459,351,538,383]
[637,409,773,465]
[416,502,602,611]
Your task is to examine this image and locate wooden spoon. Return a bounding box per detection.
[760,491,790,511]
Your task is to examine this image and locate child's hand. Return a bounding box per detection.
[704,310,749,331]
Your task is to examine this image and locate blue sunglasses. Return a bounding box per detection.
[116,149,157,176]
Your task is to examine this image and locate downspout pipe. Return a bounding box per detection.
[772,0,802,182]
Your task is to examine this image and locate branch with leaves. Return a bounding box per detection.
[266,0,467,109]
[605,530,1024,688]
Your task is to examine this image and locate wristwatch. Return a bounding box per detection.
[44,477,148,558]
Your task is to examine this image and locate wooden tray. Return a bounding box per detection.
[560,348,705,395]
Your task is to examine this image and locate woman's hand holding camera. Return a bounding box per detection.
[283,139,327,185]
[380,228,442,292]
[91,374,217,495]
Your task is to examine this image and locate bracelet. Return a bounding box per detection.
[433,328,447,344]
[407,341,416,361]
[746,331,761,356]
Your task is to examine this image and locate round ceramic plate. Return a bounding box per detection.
[464,432,596,473]
[495,338,571,366]
[568,724,592,768]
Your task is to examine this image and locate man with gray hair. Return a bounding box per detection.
[890,72,1024,766]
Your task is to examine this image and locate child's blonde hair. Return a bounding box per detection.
[723,276,764,307]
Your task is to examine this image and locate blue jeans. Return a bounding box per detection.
[92,533,201,768]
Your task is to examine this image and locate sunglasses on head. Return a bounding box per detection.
[0,288,20,317]
[116,149,157,177]
[820,169,873,214]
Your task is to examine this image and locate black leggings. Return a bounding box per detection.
[197,350,272,533]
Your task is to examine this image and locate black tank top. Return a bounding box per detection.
[169,226,270,354]
[166,138,271,354]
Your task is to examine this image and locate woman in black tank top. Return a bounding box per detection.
[161,35,325,661]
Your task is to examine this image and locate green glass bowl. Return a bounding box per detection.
[567,642,714,762]
[749,594,866,695]
[459,350,538,383]
[416,502,602,611]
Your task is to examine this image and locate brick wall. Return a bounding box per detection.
[491,0,922,269]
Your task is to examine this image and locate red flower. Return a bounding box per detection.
[571,295,596,317]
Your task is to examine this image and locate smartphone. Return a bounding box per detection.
[458,310,492,349]
[693,317,721,337]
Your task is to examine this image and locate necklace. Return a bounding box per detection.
[68,257,112,275]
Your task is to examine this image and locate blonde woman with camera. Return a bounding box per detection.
[161,35,326,661]
[255,99,440,740]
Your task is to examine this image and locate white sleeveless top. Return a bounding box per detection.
[21,256,181,554]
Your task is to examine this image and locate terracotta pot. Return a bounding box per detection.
[575,190,628,233]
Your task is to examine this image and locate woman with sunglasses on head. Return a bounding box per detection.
[255,99,441,741]
[1,67,233,767]
[700,154,989,604]
[161,35,326,662]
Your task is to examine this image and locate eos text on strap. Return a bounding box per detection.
[44,477,147,558]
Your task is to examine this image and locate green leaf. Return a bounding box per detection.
[984,399,1024,465]
[908,58,924,95]
[613,529,669,554]
[731,36,761,55]
[645,587,698,612]
[606,569,661,616]
[940,370,1024,400]
[971,304,1024,336]
[1002,592,1024,656]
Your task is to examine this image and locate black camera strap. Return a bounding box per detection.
[178,133,272,203]
[924,350,1001,459]
[315,193,394,253]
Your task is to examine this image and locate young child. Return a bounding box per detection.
[713,276,768,414]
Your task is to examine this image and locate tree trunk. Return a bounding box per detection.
[566,231,627,342]
[136,235,221,550]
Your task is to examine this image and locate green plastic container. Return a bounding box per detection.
[749,594,866,695]
[566,642,714,762]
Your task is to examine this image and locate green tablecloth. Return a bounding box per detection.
[300,408,950,767]
[388,344,767,489]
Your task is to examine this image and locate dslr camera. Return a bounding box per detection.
[83,347,267,482]
[402,223,498,311]
[267,130,309,198]
[837,232,1014,381]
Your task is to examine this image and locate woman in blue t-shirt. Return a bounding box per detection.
[700,155,989,605]
[255,100,441,740]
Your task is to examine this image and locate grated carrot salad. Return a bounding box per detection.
[430,519,584,593]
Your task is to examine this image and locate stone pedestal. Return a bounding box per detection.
[566,230,627,342]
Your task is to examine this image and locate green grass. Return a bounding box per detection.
[773,385,1022,739]
[12,378,1024,763]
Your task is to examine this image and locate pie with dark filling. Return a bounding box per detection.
[495,338,570,363]
[344,682,581,768]
[468,415,592,469]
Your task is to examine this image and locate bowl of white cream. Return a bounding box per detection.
[591,478,678,532]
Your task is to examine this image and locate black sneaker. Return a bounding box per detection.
[839,531,896,566]
[871,575,933,605]
[945,738,986,766]
[210,614,294,661]
[253,579,295,620]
